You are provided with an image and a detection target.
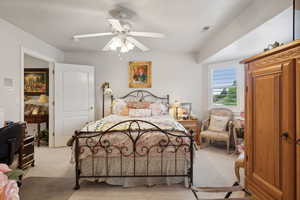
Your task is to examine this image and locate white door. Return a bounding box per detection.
[54,63,95,147]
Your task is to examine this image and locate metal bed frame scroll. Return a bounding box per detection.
[73,90,194,190]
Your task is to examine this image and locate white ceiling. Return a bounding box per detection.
[0,0,253,53]
[205,7,294,63]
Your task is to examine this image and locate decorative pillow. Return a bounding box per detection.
[149,102,168,116]
[160,103,168,114]
[208,115,230,132]
[129,109,152,118]
[120,106,129,116]
[112,99,127,115]
[127,101,151,109]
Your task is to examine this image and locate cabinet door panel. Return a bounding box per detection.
[246,61,295,200]
[296,58,300,200]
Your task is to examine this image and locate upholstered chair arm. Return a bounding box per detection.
[227,120,234,135]
[201,118,210,131]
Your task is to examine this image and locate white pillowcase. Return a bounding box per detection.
[129,109,152,118]
[208,115,230,132]
[149,102,168,116]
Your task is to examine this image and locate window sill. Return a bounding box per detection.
[209,104,243,114]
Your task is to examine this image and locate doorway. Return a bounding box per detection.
[24,55,50,147]
[21,47,55,148]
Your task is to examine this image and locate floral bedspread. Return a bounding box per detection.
[74,115,191,161]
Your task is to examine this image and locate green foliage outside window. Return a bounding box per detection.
[213,81,237,106]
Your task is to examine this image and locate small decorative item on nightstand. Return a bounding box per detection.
[177,119,201,146]
[175,102,192,120]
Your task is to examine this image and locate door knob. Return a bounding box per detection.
[281,132,289,139]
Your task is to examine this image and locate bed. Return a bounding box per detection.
[72,90,194,189]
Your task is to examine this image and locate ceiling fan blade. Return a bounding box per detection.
[127,37,149,52]
[108,19,124,32]
[73,32,113,40]
[128,32,165,38]
[102,38,115,51]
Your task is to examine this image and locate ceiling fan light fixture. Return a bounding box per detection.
[120,45,129,53]
[109,37,122,51]
[125,40,135,50]
[73,18,162,53]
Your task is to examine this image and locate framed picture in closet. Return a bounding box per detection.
[24,68,49,96]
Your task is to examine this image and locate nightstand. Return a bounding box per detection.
[177,119,201,146]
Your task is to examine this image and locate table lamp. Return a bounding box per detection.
[101,82,113,118]
[38,94,48,105]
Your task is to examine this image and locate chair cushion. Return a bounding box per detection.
[208,115,229,132]
[201,130,229,140]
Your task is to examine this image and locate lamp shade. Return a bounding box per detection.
[173,100,181,108]
[38,94,48,104]
[104,88,113,95]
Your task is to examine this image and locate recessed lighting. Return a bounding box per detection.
[202,26,211,31]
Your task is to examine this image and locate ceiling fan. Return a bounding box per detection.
[73,18,165,53]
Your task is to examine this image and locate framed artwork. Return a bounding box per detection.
[176,103,192,120]
[24,68,49,96]
[128,61,152,88]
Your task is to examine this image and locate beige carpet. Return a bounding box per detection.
[22,146,245,200]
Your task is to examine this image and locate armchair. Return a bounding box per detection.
[0,122,25,165]
[200,108,234,153]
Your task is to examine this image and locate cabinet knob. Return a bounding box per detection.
[280,132,289,139]
[296,138,300,145]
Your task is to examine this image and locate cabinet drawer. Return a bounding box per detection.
[23,143,34,156]
[23,154,34,165]
[24,136,34,145]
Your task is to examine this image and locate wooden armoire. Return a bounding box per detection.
[241,40,300,200]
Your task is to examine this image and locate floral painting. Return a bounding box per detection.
[128,61,152,88]
[24,69,48,96]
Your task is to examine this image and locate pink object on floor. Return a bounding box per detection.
[0,164,19,200]
[0,165,11,173]
[0,172,8,188]
[4,180,19,200]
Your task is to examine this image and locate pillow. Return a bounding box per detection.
[149,102,168,116]
[120,106,129,116]
[129,109,152,118]
[208,115,230,132]
[127,101,151,109]
[112,99,127,115]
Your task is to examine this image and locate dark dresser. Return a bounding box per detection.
[18,135,35,169]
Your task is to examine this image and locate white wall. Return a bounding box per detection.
[24,54,49,69]
[0,18,64,122]
[205,7,294,63]
[197,0,292,62]
[64,51,205,120]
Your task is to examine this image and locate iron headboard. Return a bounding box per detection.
[112,90,169,105]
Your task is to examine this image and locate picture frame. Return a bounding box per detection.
[128,61,152,88]
[24,68,49,96]
[177,103,192,120]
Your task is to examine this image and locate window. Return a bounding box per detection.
[209,62,244,111]
[211,67,237,106]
